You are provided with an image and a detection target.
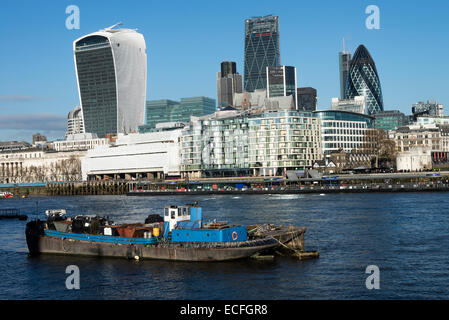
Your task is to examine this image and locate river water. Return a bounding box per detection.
[1,192,448,299]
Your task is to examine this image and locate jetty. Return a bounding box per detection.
[0,209,27,221]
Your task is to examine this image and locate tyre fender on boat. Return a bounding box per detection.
[232,231,238,241]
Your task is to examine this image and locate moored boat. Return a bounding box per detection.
[25,203,287,261]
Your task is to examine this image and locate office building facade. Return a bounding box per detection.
[66,106,85,137]
[412,100,444,119]
[244,15,281,92]
[314,110,374,156]
[139,97,216,132]
[74,24,147,138]
[345,45,383,115]
[373,110,406,131]
[331,96,367,115]
[297,87,317,112]
[217,61,242,108]
[339,50,351,99]
[266,66,297,109]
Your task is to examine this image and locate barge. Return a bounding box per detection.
[25,204,310,262]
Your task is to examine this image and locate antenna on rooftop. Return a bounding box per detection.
[106,22,123,30]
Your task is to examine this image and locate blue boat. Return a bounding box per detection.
[25,203,288,261]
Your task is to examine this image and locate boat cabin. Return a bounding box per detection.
[163,203,247,243]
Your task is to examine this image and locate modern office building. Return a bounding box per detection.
[373,110,406,131]
[345,45,383,115]
[53,133,110,152]
[331,96,367,115]
[266,66,297,109]
[66,106,85,137]
[233,90,295,111]
[313,110,374,156]
[244,15,281,92]
[217,61,243,108]
[412,100,444,120]
[339,42,351,99]
[73,23,147,138]
[416,116,449,126]
[139,97,216,132]
[180,109,322,178]
[81,130,183,181]
[297,87,317,112]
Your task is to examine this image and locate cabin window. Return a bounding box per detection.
[171,212,175,219]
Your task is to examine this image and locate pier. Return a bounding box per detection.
[2,171,449,196]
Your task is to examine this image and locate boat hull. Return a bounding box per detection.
[26,223,278,262]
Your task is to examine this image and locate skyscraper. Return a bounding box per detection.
[217,61,242,108]
[74,23,147,138]
[244,15,281,92]
[297,87,317,112]
[339,39,351,99]
[345,45,383,115]
[266,66,297,109]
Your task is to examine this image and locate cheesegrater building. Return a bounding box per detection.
[73,23,147,138]
[244,15,281,92]
[345,45,383,115]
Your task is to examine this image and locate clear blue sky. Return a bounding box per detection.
[1,0,448,142]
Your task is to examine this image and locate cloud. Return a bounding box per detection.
[0,113,66,131]
[0,95,54,104]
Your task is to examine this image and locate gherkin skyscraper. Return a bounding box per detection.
[345,45,383,115]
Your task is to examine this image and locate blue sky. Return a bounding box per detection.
[1,0,448,142]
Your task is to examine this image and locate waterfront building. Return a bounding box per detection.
[331,96,367,115]
[74,23,147,138]
[217,61,243,108]
[180,109,322,178]
[66,106,85,137]
[297,87,317,112]
[139,97,216,132]
[0,141,31,153]
[390,124,442,153]
[373,110,406,131]
[244,15,281,92]
[52,133,110,152]
[412,100,444,120]
[0,149,85,184]
[266,66,297,109]
[81,130,182,181]
[345,45,383,115]
[313,110,374,156]
[396,147,432,172]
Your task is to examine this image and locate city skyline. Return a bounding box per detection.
[1,0,449,142]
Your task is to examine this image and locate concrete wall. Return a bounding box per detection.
[396,148,432,171]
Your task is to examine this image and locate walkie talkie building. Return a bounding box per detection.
[244,15,281,92]
[74,24,147,138]
[345,45,383,115]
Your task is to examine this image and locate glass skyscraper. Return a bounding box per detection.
[139,97,216,132]
[74,24,147,138]
[244,15,281,92]
[345,45,383,115]
[266,66,297,109]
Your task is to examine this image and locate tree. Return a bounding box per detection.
[362,129,397,168]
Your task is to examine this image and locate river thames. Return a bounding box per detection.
[1,192,448,299]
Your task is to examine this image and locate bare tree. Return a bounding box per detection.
[362,129,397,168]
